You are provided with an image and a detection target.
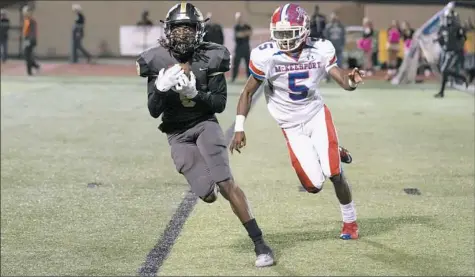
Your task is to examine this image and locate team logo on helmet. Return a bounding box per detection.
[296,6,305,20]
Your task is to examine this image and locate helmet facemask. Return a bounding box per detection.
[270,23,308,52]
[160,21,204,61]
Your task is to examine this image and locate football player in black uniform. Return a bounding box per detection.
[434,8,470,98]
[136,2,274,267]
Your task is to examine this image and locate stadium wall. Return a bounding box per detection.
[2,1,475,58]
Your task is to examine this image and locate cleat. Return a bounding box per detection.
[254,242,275,267]
[339,146,353,164]
[340,221,359,240]
[434,93,444,98]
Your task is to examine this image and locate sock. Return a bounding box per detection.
[243,218,263,245]
[340,201,357,223]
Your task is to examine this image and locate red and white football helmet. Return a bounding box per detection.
[270,3,310,52]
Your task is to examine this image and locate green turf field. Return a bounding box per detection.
[1,76,474,276]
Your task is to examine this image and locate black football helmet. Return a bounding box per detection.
[160,2,207,60]
[441,8,459,27]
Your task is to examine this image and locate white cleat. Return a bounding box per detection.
[255,253,275,268]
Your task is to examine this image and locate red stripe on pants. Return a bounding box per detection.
[324,105,341,176]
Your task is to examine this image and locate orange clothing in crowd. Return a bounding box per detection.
[22,17,37,39]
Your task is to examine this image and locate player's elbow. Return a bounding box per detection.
[213,100,226,113]
[148,101,162,118]
[148,107,161,118]
[149,111,160,118]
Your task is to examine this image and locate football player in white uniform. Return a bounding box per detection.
[230,3,364,240]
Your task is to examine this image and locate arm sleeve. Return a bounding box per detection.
[191,73,227,113]
[147,76,166,118]
[249,48,266,81]
[323,41,338,73]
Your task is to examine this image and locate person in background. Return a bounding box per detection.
[203,12,224,45]
[323,12,345,82]
[401,21,414,56]
[137,10,153,26]
[232,12,252,82]
[371,22,379,71]
[22,6,40,76]
[324,12,345,67]
[463,17,474,31]
[357,17,374,76]
[0,9,10,63]
[434,9,470,98]
[310,5,326,38]
[386,20,401,80]
[71,4,92,64]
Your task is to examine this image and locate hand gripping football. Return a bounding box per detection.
[179,62,191,79]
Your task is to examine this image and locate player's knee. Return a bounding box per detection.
[301,183,323,194]
[298,175,324,194]
[294,167,324,194]
[200,184,219,204]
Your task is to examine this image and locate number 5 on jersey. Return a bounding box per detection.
[288,71,309,101]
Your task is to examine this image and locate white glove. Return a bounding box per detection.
[173,71,198,99]
[155,64,183,92]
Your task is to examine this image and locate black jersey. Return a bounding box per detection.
[137,42,231,133]
[437,24,466,52]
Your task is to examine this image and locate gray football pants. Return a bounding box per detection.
[167,120,232,198]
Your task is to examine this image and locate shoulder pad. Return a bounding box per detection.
[250,41,278,64]
[200,42,231,75]
[249,41,278,80]
[136,46,170,78]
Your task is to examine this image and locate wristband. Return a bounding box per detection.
[234,115,246,132]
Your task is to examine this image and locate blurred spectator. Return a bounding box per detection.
[386,20,401,80]
[0,9,10,63]
[324,12,345,67]
[231,12,252,82]
[137,10,153,26]
[203,12,224,45]
[371,22,379,70]
[401,21,414,56]
[463,17,474,31]
[357,17,374,76]
[22,6,40,76]
[310,5,326,38]
[71,4,92,64]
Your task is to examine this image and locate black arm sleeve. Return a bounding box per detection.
[147,77,166,118]
[191,73,227,113]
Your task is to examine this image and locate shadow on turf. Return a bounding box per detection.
[230,215,445,275]
[362,239,466,276]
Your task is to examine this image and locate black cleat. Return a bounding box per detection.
[339,146,353,164]
[434,93,444,98]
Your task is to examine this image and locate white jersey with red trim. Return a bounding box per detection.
[249,38,338,128]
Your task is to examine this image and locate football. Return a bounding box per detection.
[180,63,192,79]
